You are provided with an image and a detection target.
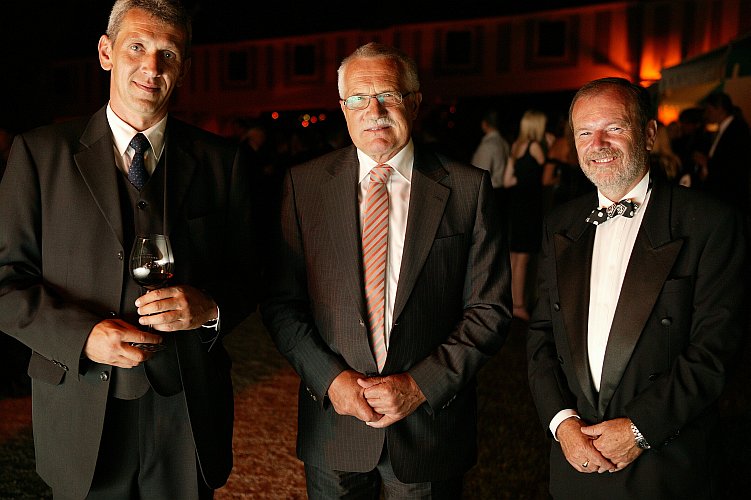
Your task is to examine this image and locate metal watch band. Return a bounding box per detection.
[630,422,651,449]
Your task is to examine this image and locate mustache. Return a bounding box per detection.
[366,117,396,128]
[586,148,622,162]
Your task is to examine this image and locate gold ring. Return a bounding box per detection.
[582,460,589,468]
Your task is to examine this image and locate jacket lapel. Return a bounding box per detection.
[323,149,368,315]
[75,107,124,246]
[597,180,683,416]
[554,207,599,411]
[163,119,198,236]
[392,149,449,321]
[322,149,377,369]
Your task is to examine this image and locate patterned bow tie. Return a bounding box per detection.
[586,199,639,225]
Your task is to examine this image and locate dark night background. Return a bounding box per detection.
[1,0,610,131]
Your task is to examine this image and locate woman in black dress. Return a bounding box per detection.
[503,109,548,320]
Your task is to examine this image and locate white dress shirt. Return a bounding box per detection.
[708,115,734,158]
[358,141,413,349]
[471,129,509,188]
[106,104,167,177]
[549,172,652,437]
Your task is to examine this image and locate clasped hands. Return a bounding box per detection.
[327,369,427,428]
[83,285,217,367]
[557,416,644,474]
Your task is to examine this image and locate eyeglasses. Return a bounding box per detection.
[341,91,413,111]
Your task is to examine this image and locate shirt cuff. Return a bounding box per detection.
[549,409,580,441]
[201,306,220,331]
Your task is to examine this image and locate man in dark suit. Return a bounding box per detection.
[695,91,751,222]
[260,42,511,498]
[0,1,256,498]
[527,77,747,499]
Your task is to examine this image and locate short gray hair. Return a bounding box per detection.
[569,77,653,131]
[106,0,192,55]
[337,42,420,99]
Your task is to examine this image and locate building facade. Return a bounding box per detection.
[49,0,750,137]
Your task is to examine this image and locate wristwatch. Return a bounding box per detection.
[630,422,651,449]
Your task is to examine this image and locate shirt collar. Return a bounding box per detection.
[596,171,650,208]
[717,114,734,136]
[358,140,414,184]
[106,104,167,161]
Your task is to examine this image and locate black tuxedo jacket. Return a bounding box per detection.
[0,106,257,499]
[261,144,512,482]
[527,176,747,499]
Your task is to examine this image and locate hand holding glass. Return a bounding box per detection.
[129,234,174,351]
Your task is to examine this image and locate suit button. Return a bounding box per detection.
[359,319,365,327]
[660,317,672,327]
[108,311,117,317]
[557,355,564,364]
[117,251,124,260]
[553,303,561,312]
[648,373,659,381]
[99,371,110,382]
[137,200,149,209]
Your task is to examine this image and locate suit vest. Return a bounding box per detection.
[111,154,182,399]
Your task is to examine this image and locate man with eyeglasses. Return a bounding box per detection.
[261,42,512,498]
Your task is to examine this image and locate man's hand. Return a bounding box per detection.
[357,373,426,429]
[135,285,217,331]
[556,417,616,474]
[327,370,382,423]
[581,417,643,471]
[84,318,161,367]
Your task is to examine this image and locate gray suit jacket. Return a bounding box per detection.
[261,144,512,482]
[0,106,257,498]
[527,176,748,499]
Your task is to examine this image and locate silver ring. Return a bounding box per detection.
[581,460,589,468]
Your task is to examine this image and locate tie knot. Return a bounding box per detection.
[586,199,639,225]
[370,164,392,183]
[129,133,150,154]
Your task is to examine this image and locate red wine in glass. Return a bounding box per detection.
[129,234,174,351]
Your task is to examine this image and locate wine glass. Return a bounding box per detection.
[129,234,174,351]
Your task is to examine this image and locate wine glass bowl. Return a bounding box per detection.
[130,234,174,290]
[129,234,174,351]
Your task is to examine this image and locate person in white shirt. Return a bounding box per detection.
[693,91,751,215]
[261,42,511,499]
[0,1,257,497]
[471,109,510,191]
[527,77,747,500]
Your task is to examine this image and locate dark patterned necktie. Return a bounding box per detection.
[586,199,639,225]
[128,133,150,190]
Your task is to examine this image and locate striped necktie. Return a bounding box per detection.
[362,164,392,372]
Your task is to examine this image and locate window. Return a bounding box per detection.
[525,17,579,69]
[227,51,248,82]
[293,44,316,76]
[223,49,256,87]
[285,42,324,83]
[436,28,482,75]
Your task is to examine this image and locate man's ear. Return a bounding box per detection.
[410,92,423,120]
[98,34,113,71]
[645,119,658,151]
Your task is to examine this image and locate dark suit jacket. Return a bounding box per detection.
[261,144,511,482]
[0,106,256,499]
[705,115,751,209]
[527,176,747,499]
